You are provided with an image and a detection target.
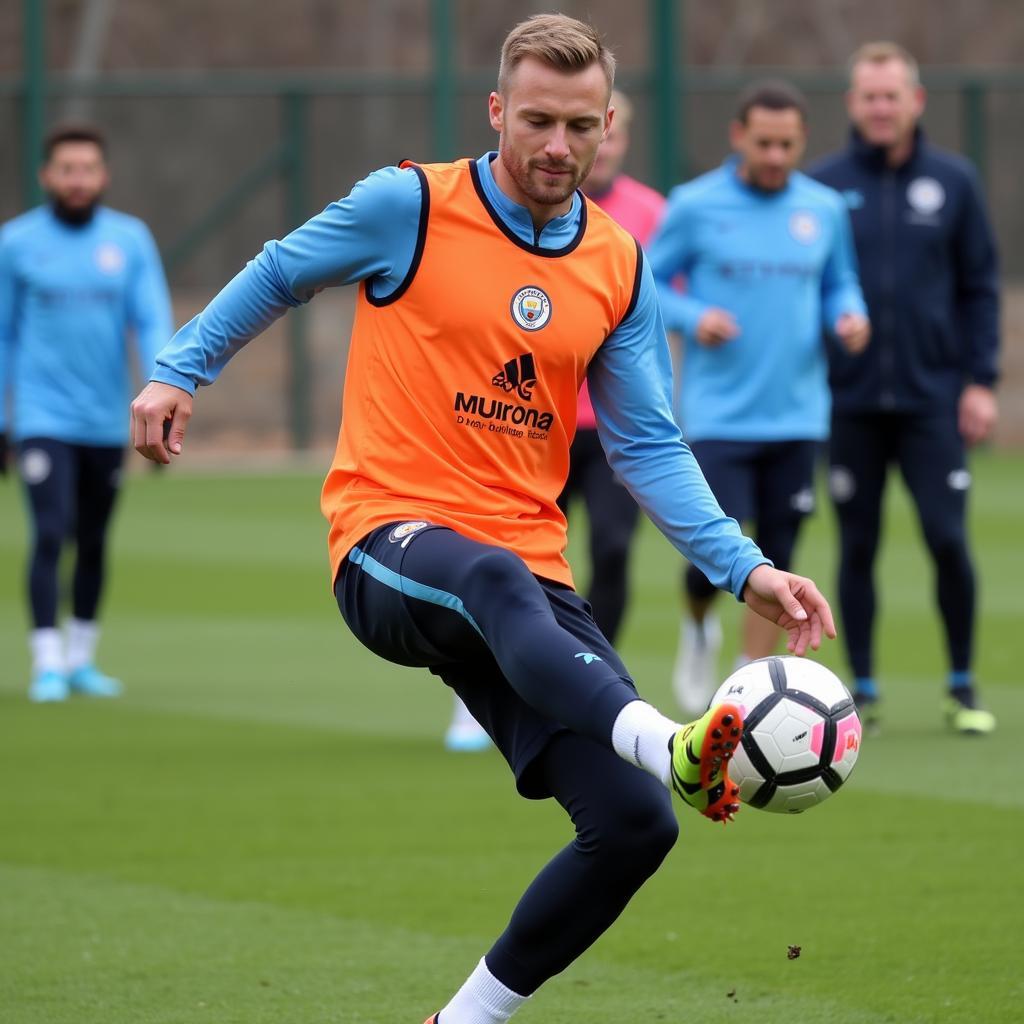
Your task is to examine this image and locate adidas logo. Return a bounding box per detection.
[492,353,537,402]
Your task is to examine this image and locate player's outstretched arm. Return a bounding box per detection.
[131,382,193,464]
[742,564,837,657]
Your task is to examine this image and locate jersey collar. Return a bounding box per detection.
[470,152,587,257]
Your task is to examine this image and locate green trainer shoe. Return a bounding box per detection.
[943,694,996,735]
[669,703,743,824]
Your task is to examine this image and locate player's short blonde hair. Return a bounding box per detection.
[498,14,615,96]
[848,41,920,88]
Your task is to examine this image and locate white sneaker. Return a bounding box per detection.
[444,695,491,753]
[672,614,723,718]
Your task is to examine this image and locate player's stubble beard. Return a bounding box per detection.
[498,142,594,209]
[48,189,104,227]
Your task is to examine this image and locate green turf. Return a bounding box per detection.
[1,452,1022,1022]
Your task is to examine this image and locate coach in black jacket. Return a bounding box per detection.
[808,41,999,735]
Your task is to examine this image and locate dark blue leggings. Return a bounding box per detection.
[337,523,678,995]
[17,438,123,629]
[485,731,677,995]
[558,428,640,644]
[829,411,975,677]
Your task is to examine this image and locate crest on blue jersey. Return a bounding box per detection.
[94,242,126,274]
[510,286,551,331]
[907,177,946,216]
[788,211,820,245]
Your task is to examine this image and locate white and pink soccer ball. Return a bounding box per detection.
[712,656,862,814]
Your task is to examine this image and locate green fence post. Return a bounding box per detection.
[22,0,46,208]
[283,91,312,450]
[431,0,456,160]
[650,0,683,193]
[962,79,988,188]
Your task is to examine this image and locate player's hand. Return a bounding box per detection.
[834,312,870,354]
[695,308,740,347]
[958,383,997,446]
[131,382,193,464]
[0,433,8,478]
[742,564,837,657]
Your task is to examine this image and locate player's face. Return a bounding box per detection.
[489,57,611,221]
[582,112,629,197]
[847,59,925,149]
[730,106,806,193]
[40,141,109,212]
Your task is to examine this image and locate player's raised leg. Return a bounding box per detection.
[340,523,742,821]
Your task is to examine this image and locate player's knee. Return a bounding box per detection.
[75,529,106,563]
[923,525,969,565]
[33,522,64,561]
[839,526,877,564]
[587,790,678,872]
[619,798,679,874]
[685,563,717,601]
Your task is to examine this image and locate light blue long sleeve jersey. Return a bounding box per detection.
[0,205,172,446]
[648,159,866,442]
[154,153,769,598]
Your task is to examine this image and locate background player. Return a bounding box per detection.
[648,81,868,717]
[130,16,836,1023]
[808,42,1000,734]
[0,124,173,703]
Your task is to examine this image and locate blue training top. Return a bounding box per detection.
[153,153,770,599]
[647,159,866,442]
[0,205,173,446]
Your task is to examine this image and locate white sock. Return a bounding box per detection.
[611,699,681,787]
[30,628,65,675]
[439,957,528,1023]
[65,618,100,672]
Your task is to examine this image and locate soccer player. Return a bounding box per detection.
[131,16,836,1022]
[0,124,173,703]
[648,81,869,717]
[808,43,1000,735]
[446,88,666,755]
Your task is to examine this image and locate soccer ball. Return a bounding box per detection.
[712,656,862,814]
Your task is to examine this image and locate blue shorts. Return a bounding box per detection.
[335,522,638,799]
[689,439,818,572]
[689,439,818,525]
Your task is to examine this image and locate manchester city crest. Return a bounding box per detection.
[788,211,821,245]
[907,177,946,216]
[388,521,429,545]
[94,242,126,274]
[510,286,552,331]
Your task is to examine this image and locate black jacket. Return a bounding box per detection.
[807,128,999,413]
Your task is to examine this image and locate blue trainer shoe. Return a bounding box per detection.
[444,722,492,753]
[67,665,123,698]
[29,670,70,703]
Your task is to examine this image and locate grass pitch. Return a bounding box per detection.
[1,451,1022,1022]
